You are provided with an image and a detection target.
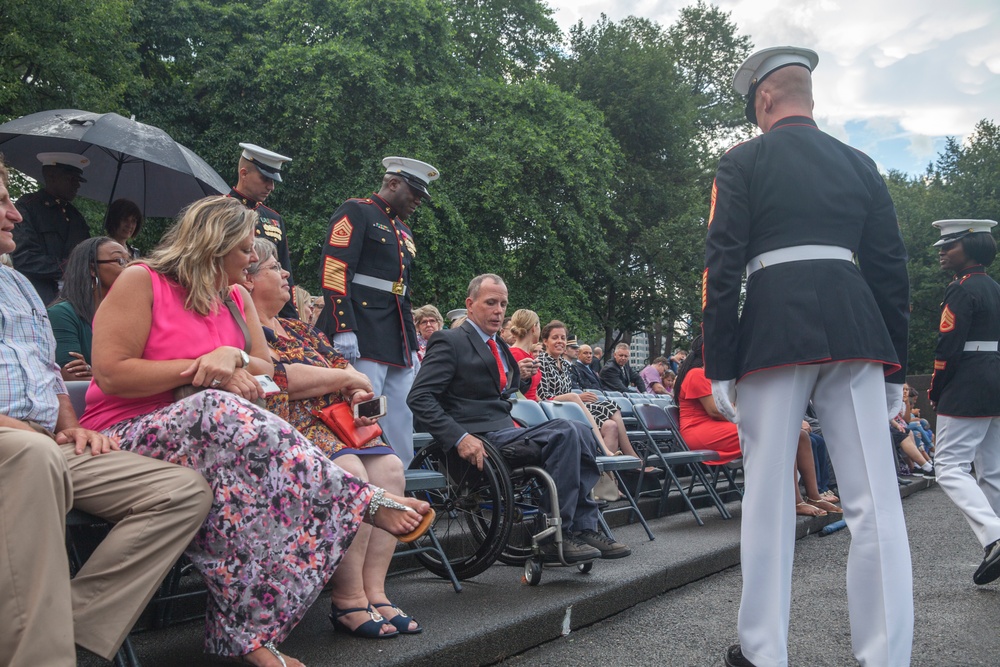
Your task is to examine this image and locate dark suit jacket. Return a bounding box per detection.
[407,321,529,450]
[570,360,603,390]
[600,360,645,392]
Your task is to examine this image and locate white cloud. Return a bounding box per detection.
[545,0,1000,173]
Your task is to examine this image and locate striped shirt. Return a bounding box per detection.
[0,266,65,431]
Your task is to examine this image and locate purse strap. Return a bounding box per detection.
[222,294,251,353]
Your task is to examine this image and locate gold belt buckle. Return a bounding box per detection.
[391,280,405,295]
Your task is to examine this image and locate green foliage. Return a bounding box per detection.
[0,0,140,117]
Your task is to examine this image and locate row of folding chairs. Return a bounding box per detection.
[573,391,742,525]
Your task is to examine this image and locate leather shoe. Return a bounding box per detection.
[539,535,600,563]
[724,644,757,667]
[574,529,631,559]
[973,538,1000,585]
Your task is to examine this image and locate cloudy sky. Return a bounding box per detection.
[546,0,1000,176]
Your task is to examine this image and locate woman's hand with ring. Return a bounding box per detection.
[181,346,239,387]
[63,351,93,379]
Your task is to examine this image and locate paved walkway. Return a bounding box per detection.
[80,480,995,666]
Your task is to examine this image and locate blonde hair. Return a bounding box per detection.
[508,309,539,341]
[294,286,312,320]
[143,196,257,315]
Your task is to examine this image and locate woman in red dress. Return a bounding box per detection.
[675,337,839,516]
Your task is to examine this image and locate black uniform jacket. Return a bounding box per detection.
[929,265,1000,417]
[228,188,297,319]
[317,193,418,367]
[407,322,530,450]
[12,191,90,305]
[702,116,909,384]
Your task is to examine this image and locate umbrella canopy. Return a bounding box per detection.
[0,109,230,218]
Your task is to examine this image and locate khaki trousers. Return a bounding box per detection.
[0,427,211,665]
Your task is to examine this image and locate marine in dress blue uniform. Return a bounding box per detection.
[927,219,1000,586]
[12,152,91,304]
[316,157,439,465]
[704,47,913,667]
[228,143,298,319]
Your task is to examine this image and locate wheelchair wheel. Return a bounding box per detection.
[498,474,548,565]
[407,440,514,580]
[523,559,543,586]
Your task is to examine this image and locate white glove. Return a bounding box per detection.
[712,379,739,424]
[885,382,904,421]
[333,332,360,363]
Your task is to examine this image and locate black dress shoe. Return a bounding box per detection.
[973,538,1000,585]
[724,644,757,667]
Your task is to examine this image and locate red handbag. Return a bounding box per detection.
[312,401,383,448]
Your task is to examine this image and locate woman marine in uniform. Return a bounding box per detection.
[928,218,1000,586]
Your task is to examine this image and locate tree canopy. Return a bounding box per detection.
[0,0,995,369]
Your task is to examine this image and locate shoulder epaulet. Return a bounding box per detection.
[347,197,374,205]
[16,191,45,205]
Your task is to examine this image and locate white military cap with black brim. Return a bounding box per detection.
[932,219,998,247]
[383,156,440,201]
[733,46,819,125]
[446,308,467,323]
[239,143,292,182]
[37,152,90,182]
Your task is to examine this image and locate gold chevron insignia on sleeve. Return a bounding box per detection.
[939,305,956,333]
[701,267,709,311]
[328,216,353,247]
[322,256,348,295]
[933,360,947,371]
[708,180,717,227]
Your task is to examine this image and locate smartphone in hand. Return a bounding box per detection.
[354,395,387,420]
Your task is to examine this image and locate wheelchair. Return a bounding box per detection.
[406,437,597,586]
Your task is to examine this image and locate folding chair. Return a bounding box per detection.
[632,403,731,524]
[68,382,209,632]
[401,469,463,592]
[538,400,654,541]
[662,406,744,501]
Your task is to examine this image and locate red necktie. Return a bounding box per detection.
[487,338,507,390]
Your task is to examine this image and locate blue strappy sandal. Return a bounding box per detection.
[329,604,399,639]
[372,602,423,635]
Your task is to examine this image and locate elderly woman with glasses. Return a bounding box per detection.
[47,236,130,381]
[412,304,444,362]
[81,196,431,667]
[245,238,424,638]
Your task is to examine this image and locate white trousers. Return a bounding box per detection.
[353,359,415,466]
[935,415,1000,548]
[736,361,913,667]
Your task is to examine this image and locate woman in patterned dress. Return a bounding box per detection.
[82,196,430,667]
[247,238,421,638]
[536,320,645,462]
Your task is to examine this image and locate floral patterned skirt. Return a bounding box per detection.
[103,389,372,657]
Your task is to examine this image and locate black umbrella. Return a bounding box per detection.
[0,109,229,218]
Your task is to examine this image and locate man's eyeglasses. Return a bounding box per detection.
[96,258,128,267]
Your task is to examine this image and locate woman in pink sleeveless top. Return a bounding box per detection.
[82,196,431,667]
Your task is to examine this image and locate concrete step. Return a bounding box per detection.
[82,478,933,666]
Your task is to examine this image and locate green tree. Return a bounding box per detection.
[0,0,140,117]
[448,0,562,81]
[550,15,712,353]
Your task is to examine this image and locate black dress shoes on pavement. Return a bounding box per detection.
[724,644,757,667]
[973,538,1000,585]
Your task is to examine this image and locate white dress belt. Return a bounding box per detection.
[352,273,407,296]
[964,341,999,352]
[746,245,854,277]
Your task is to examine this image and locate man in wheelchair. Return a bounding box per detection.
[408,273,631,562]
